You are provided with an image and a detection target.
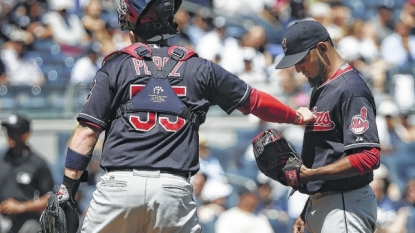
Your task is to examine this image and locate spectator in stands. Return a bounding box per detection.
[398,112,415,142]
[93,18,129,56]
[81,0,106,40]
[0,114,55,233]
[237,47,268,92]
[386,178,415,233]
[198,133,227,183]
[0,58,6,85]
[70,42,101,85]
[196,16,228,61]
[215,190,274,233]
[337,19,379,64]
[240,25,270,70]
[198,180,232,233]
[187,8,211,46]
[221,25,269,75]
[400,0,415,35]
[9,0,46,44]
[1,31,45,86]
[255,181,289,233]
[369,5,395,46]
[393,74,415,114]
[168,9,193,49]
[380,20,415,71]
[370,177,398,233]
[308,1,344,44]
[329,3,351,43]
[212,0,267,15]
[377,99,415,194]
[191,172,208,207]
[279,0,307,30]
[41,0,88,48]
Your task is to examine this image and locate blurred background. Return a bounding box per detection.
[1,0,415,232]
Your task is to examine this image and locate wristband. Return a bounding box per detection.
[65,148,92,171]
[63,172,88,199]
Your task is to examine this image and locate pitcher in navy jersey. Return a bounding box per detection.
[276,20,380,233]
[43,1,316,233]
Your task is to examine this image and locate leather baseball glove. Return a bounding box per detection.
[40,172,88,233]
[39,194,67,233]
[252,128,303,188]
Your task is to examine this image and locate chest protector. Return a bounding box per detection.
[104,43,201,123]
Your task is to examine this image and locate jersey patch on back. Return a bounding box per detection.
[349,107,369,135]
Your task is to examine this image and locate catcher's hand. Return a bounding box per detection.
[252,128,303,188]
[40,172,88,233]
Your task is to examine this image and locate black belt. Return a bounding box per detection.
[105,168,190,179]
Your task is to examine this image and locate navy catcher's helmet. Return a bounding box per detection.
[117,0,182,42]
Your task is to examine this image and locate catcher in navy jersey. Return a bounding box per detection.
[275,20,380,233]
[39,1,316,233]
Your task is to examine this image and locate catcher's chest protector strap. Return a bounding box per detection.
[112,43,200,123]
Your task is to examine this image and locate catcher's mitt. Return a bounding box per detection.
[40,172,88,233]
[252,128,303,188]
[39,194,67,233]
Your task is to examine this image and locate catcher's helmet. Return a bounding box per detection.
[117,0,182,42]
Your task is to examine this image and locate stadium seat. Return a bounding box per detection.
[0,86,17,110]
[14,85,48,110]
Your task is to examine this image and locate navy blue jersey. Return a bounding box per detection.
[301,63,380,194]
[77,44,250,174]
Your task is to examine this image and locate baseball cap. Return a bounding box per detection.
[1,114,31,134]
[275,20,331,69]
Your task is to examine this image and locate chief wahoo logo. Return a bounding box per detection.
[349,107,369,135]
[282,38,287,53]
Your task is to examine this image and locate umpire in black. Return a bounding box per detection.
[0,114,54,233]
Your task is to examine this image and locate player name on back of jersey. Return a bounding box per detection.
[132,57,183,77]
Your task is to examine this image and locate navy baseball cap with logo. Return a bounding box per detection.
[275,20,331,69]
[1,114,31,134]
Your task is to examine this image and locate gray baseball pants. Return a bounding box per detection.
[81,169,201,233]
[305,185,377,233]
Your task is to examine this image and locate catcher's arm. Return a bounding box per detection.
[64,122,102,180]
[237,88,316,124]
[40,122,102,233]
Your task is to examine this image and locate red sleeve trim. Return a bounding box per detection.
[79,121,103,130]
[237,88,297,123]
[347,148,380,174]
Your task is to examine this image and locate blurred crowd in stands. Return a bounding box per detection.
[2,0,415,232]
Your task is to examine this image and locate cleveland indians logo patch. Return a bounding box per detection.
[282,38,287,53]
[349,107,369,135]
[305,107,335,131]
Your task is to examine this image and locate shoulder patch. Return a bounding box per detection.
[349,107,369,135]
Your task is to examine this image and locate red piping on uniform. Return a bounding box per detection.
[237,88,297,123]
[320,63,353,87]
[79,121,102,130]
[347,147,380,174]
